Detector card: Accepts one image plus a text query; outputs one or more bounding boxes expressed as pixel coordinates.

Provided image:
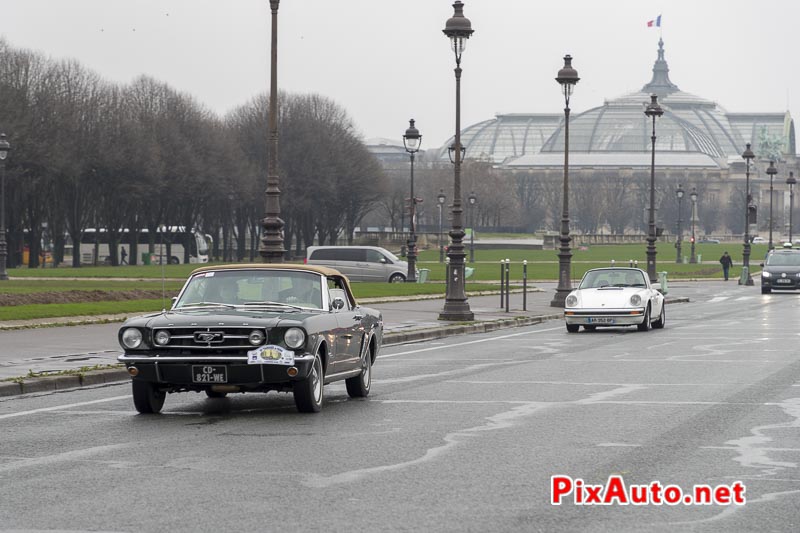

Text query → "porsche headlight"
[565,294,578,307]
[762,271,771,278]
[121,328,144,349]
[629,294,642,306]
[248,329,266,346]
[153,330,171,346]
[284,328,305,349]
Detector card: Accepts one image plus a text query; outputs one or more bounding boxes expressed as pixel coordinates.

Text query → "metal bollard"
[499,260,505,307]
[629,259,634,267]
[523,260,528,311]
[505,258,510,313]
[634,260,639,268]
[611,259,616,266]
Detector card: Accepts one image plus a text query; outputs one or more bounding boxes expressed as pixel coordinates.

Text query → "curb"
[0,368,130,398]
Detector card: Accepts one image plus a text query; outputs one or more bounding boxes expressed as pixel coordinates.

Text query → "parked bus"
[68,227,211,265]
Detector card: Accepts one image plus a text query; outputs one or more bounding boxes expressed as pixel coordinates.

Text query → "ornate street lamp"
[260,0,285,263]
[767,160,777,251]
[439,0,474,321]
[448,143,466,163]
[788,171,796,244]
[644,94,664,282]
[0,133,10,281]
[741,143,755,285]
[402,119,421,282]
[550,54,579,308]
[437,189,446,263]
[468,191,477,263]
[690,187,698,263]
[676,183,684,263]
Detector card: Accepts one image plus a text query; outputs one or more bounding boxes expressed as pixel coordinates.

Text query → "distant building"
[368,40,797,236]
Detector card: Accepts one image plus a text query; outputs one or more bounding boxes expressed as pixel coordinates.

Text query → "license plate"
[776,279,792,284]
[587,317,614,324]
[192,365,227,383]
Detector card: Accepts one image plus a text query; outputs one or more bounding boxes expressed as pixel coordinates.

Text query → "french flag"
[647,15,662,27]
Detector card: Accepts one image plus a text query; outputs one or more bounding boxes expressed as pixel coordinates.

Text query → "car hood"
[121,308,320,329]
[571,287,646,308]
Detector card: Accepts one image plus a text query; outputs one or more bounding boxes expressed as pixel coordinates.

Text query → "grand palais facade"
[370,39,797,238]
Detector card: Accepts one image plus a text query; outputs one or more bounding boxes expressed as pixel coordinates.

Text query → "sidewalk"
[0,284,689,397]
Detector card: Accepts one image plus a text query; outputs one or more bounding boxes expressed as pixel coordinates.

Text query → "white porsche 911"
[563,267,665,333]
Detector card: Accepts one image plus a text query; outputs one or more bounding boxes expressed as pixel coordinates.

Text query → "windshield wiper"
[242,301,304,311]
[179,302,238,309]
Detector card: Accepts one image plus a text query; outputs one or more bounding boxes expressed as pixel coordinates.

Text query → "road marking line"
[379,325,565,359]
[0,443,131,472]
[0,395,130,421]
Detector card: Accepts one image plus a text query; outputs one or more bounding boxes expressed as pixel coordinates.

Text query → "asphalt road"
[1,283,800,531]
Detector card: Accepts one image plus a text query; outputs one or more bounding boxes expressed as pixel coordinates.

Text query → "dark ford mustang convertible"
[117,264,383,414]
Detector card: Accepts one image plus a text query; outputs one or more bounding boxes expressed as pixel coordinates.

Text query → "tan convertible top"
[190,263,343,278]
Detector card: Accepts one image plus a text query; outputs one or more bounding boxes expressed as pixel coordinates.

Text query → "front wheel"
[761,287,771,294]
[169,256,180,265]
[346,345,372,398]
[583,325,597,331]
[205,390,228,399]
[637,306,652,331]
[132,380,166,414]
[389,273,405,283]
[293,353,324,413]
[652,304,666,329]
[566,323,580,333]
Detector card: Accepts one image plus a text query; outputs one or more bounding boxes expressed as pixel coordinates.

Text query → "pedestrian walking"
[719,251,733,281]
[120,246,128,265]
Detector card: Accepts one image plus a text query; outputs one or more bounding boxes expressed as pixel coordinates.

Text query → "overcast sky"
[1,0,797,148]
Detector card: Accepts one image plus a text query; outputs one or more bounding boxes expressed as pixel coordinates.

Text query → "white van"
[305,246,410,283]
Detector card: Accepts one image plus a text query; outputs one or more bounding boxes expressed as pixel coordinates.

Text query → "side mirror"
[170,296,178,308]
[332,297,345,310]
[760,263,765,267]
[380,257,388,264]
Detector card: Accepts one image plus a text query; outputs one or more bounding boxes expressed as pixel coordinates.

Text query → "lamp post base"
[550,288,570,308]
[438,301,474,321]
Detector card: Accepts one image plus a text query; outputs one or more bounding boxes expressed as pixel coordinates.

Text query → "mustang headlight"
[153,330,171,346]
[629,294,642,306]
[121,328,144,349]
[284,328,305,349]
[565,294,578,307]
[762,271,771,278]
[248,329,266,346]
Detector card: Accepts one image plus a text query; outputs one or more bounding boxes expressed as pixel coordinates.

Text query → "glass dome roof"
[435,39,795,168]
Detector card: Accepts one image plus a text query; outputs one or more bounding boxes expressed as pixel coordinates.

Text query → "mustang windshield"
[579,269,646,289]
[175,270,324,309]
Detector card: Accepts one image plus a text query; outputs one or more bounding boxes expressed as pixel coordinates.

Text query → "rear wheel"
[132,380,166,414]
[566,323,580,333]
[389,273,405,283]
[346,344,372,398]
[652,304,666,329]
[169,256,180,264]
[637,306,652,331]
[294,353,324,413]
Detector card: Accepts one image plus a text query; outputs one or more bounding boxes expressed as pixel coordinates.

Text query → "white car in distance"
[564,267,666,333]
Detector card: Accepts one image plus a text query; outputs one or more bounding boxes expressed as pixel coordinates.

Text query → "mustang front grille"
[153,326,268,350]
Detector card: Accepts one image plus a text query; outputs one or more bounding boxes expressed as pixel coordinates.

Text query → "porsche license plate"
[587,317,614,324]
[192,365,227,383]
